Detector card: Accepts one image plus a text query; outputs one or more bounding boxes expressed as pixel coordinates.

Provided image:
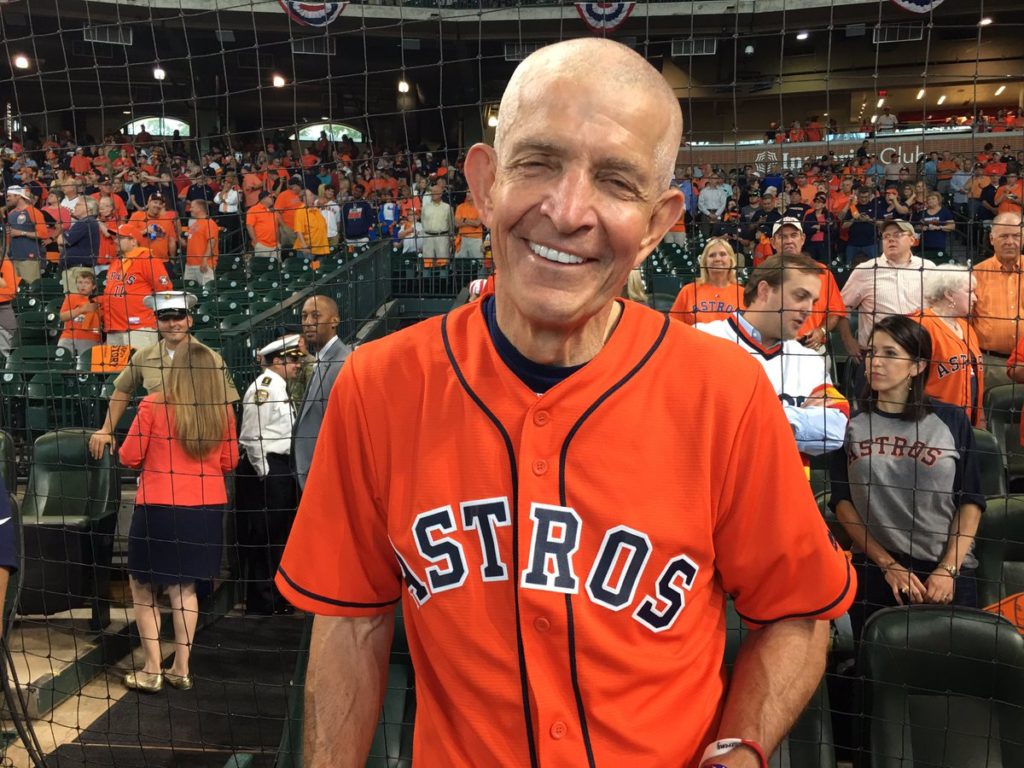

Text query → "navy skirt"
[128,504,226,586]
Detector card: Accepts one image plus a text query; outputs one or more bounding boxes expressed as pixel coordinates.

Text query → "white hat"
[143,291,198,313]
[258,334,304,359]
[772,216,804,236]
[5,185,32,201]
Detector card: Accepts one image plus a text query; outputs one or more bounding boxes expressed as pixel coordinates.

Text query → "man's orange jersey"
[0,258,17,304]
[275,189,303,230]
[917,308,984,426]
[100,247,172,332]
[276,298,854,767]
[128,211,176,261]
[669,281,743,326]
[798,263,846,339]
[186,218,220,267]
[455,201,483,238]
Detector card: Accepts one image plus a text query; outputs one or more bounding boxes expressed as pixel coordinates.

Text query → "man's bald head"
[495,38,681,190]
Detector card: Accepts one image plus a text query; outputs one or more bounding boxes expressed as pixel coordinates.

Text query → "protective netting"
[0,0,1022,766]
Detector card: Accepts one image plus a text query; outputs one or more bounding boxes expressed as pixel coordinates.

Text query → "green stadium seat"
[858,606,1024,768]
[192,329,227,348]
[975,496,1024,609]
[217,271,247,290]
[36,277,65,299]
[13,293,44,314]
[17,310,56,346]
[18,428,121,630]
[220,313,250,330]
[0,429,15,495]
[973,427,1006,498]
[214,295,245,316]
[25,372,78,441]
[250,273,284,292]
[281,257,310,275]
[247,257,279,275]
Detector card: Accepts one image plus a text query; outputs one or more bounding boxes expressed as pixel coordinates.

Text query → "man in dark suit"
[293,294,351,489]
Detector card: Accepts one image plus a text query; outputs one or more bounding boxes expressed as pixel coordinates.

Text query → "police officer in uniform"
[236,334,305,615]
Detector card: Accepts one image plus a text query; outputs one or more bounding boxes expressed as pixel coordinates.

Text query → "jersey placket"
[516,396,591,766]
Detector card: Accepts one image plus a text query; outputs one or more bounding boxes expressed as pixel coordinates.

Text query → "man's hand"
[799,326,827,351]
[883,562,927,605]
[88,431,115,460]
[924,568,955,604]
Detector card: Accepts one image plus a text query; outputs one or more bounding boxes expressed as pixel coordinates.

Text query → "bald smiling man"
[277,39,853,768]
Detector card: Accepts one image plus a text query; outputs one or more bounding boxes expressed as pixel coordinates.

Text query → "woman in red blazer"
[119,341,238,693]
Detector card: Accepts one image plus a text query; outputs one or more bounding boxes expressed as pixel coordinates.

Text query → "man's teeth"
[530,242,584,265]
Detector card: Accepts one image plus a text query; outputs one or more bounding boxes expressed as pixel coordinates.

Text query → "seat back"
[21,429,120,522]
[974,427,1007,497]
[0,429,15,495]
[975,495,1024,608]
[859,606,1024,768]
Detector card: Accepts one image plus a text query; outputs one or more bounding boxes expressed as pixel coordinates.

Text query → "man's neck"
[885,250,913,265]
[495,299,622,368]
[997,254,1021,271]
[740,310,781,348]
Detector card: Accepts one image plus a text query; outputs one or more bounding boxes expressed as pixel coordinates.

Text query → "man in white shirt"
[236,334,306,615]
[698,173,729,235]
[875,107,899,133]
[420,184,453,267]
[840,218,936,359]
[319,186,342,248]
[697,252,848,461]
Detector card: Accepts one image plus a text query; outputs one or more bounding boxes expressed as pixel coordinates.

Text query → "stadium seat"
[18,429,121,630]
[984,384,1021,433]
[975,495,1024,610]
[17,310,55,346]
[75,344,134,375]
[858,606,1024,768]
[220,313,250,330]
[36,277,65,299]
[247,257,278,275]
[24,372,87,441]
[214,295,245,316]
[217,271,247,290]
[0,429,15,494]
[973,428,1006,498]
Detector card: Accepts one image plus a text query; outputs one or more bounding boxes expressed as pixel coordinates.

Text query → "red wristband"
[700,737,769,768]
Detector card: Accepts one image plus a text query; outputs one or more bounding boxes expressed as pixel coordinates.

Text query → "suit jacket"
[293,336,352,489]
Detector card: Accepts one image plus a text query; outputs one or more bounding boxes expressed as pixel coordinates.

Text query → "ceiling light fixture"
[876,97,885,108]
[272,74,286,88]
[487,115,498,128]
[796,32,809,40]
[13,55,30,70]
[870,115,878,124]
[153,67,166,80]
[398,80,410,93]
[916,89,925,100]
[937,95,946,105]
[995,85,1006,96]
[979,17,993,26]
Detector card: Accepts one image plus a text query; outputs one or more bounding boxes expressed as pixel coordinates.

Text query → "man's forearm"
[305,612,394,768]
[712,619,829,766]
[101,390,131,433]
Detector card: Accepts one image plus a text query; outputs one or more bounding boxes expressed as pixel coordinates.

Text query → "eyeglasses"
[156,310,188,322]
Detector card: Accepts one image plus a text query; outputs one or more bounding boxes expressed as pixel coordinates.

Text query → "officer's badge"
[255,389,270,405]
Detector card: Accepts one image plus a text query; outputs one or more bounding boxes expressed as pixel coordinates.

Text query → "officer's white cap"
[143,291,198,312]
[258,334,303,359]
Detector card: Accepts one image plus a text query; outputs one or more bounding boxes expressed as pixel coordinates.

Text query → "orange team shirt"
[669,281,744,326]
[0,258,17,304]
[242,174,266,209]
[69,154,93,175]
[245,203,278,247]
[455,201,483,238]
[936,160,958,181]
[798,185,817,206]
[275,299,854,767]
[128,211,177,261]
[971,255,1024,355]
[99,247,172,332]
[399,194,422,221]
[119,396,237,507]
[275,189,303,230]
[59,294,102,342]
[186,218,220,266]
[798,264,847,339]
[997,181,1024,215]
[917,309,984,426]
[301,153,319,170]
[96,222,118,266]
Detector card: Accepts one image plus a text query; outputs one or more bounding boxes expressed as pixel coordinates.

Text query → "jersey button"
[533,616,550,632]
[549,721,568,740]
[532,459,548,476]
[533,410,550,426]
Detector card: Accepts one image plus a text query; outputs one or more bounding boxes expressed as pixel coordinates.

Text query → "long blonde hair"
[698,237,738,284]
[165,342,229,460]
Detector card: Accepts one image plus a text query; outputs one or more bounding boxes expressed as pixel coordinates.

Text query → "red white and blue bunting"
[890,0,946,13]
[575,3,636,34]
[277,1,347,27]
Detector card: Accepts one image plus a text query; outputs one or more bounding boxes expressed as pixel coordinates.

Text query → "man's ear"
[464,143,498,229]
[632,188,684,269]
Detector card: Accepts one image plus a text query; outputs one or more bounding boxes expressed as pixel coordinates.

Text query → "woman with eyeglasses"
[829,314,984,640]
[118,341,238,693]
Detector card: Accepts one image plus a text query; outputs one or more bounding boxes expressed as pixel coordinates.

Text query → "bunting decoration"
[277,1,347,27]
[575,3,636,34]
[890,0,946,13]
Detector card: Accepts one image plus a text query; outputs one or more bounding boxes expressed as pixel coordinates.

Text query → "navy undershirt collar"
[483,296,586,394]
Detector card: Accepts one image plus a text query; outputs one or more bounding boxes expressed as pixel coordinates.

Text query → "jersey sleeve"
[275,351,402,617]
[714,371,854,626]
[933,402,987,511]
[668,284,696,325]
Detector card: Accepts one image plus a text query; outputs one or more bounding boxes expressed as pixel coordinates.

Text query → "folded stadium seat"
[214,295,243,317]
[16,310,54,346]
[24,372,89,442]
[984,384,1019,429]
[281,256,310,274]
[975,495,1024,611]
[218,313,250,330]
[250,272,283,292]
[974,428,1007,498]
[284,271,315,289]
[247,257,279,275]
[36,277,65,299]
[220,287,256,304]
[0,429,15,494]
[191,308,216,329]
[985,386,1024,486]
[249,300,279,318]
[216,254,245,273]
[216,270,247,290]
[195,300,221,320]
[12,293,43,315]
[1007,408,1024,487]
[724,599,837,768]
[2,346,75,442]
[182,278,202,293]
[858,606,1024,768]
[18,428,121,630]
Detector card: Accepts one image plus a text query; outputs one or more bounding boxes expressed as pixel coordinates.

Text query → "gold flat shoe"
[163,672,193,690]
[123,671,163,693]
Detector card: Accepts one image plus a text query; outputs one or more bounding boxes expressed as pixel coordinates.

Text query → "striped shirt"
[841,254,937,345]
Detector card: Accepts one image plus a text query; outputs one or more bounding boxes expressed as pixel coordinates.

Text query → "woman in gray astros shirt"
[829,314,985,639]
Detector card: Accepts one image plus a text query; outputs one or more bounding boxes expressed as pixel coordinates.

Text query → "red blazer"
[119,395,238,507]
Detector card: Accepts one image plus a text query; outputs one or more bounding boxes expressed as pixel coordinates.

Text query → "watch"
[939,563,958,578]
